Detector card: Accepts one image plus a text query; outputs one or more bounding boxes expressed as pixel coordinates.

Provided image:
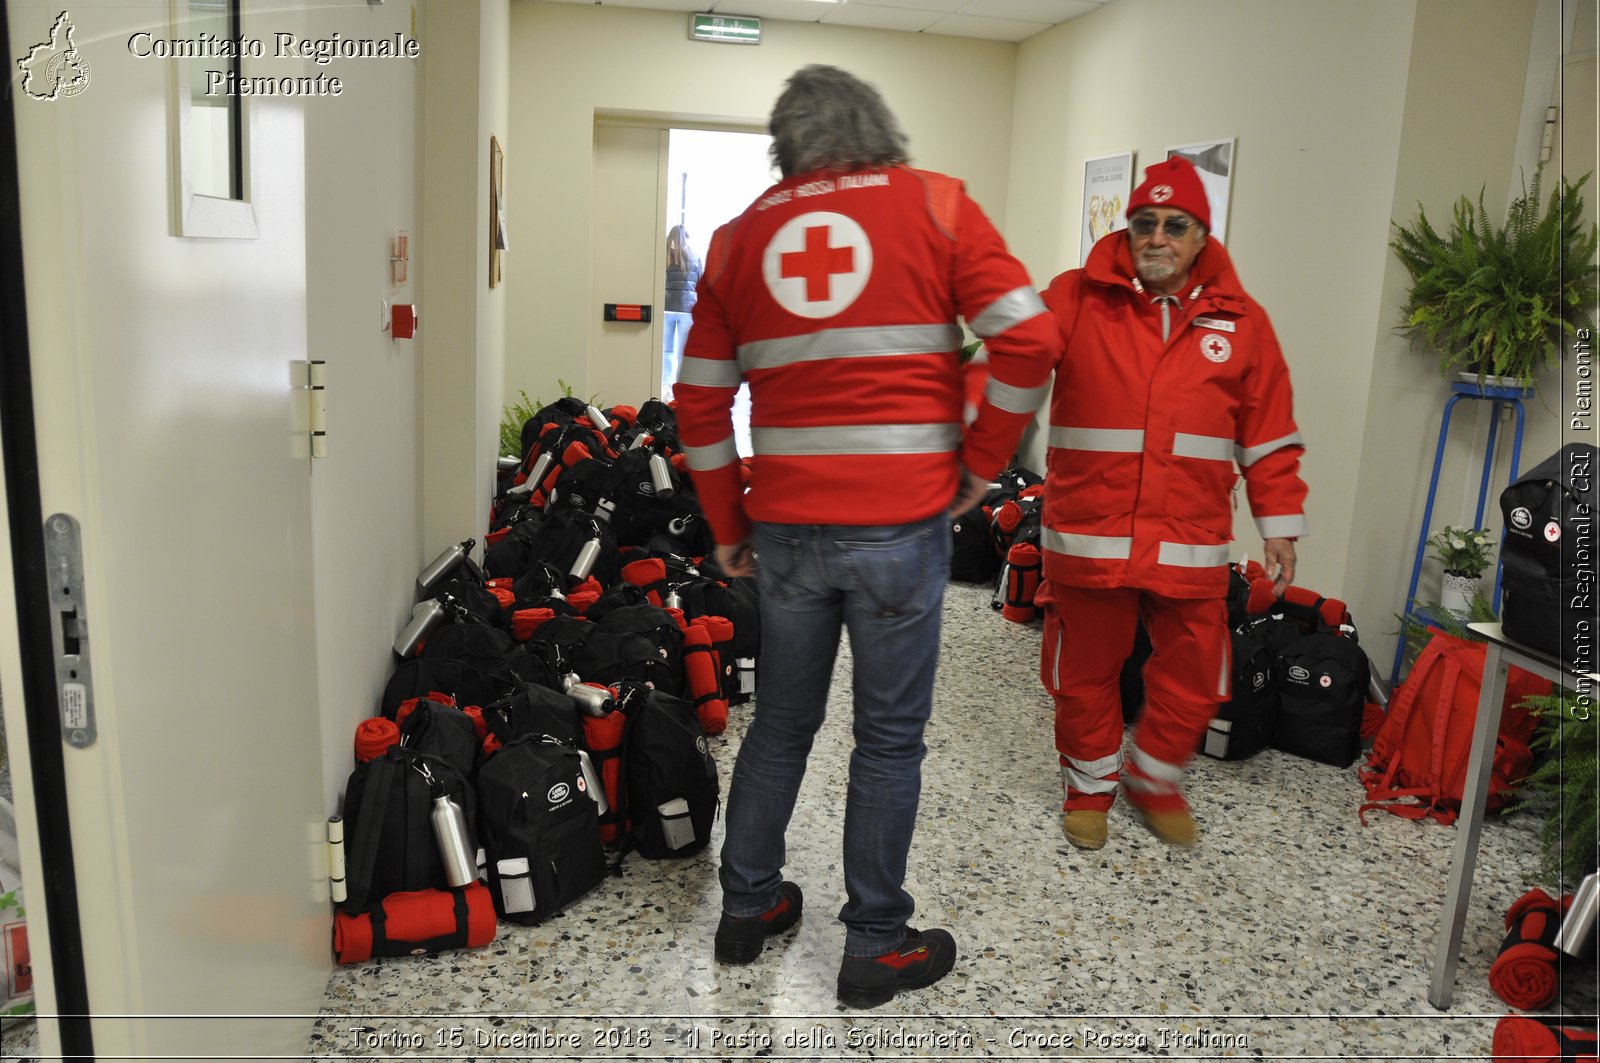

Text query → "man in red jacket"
[675,65,1058,1008]
[1039,157,1308,849]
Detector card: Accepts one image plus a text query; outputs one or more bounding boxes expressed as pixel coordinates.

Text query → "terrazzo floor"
[4,584,1593,1062]
[300,583,1596,1061]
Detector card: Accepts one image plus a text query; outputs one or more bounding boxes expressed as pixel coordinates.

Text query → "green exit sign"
[689,12,761,44]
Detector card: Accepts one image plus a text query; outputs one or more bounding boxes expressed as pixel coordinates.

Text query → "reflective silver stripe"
[737,324,962,373]
[676,356,742,389]
[1130,744,1185,784]
[1043,529,1132,560]
[1236,431,1306,468]
[681,435,739,471]
[1256,513,1309,540]
[969,285,1048,338]
[1172,432,1235,462]
[1067,751,1123,778]
[1047,426,1145,452]
[1050,627,1062,691]
[751,422,960,457]
[1157,541,1233,569]
[1217,633,1231,700]
[984,377,1050,416]
[1061,764,1121,795]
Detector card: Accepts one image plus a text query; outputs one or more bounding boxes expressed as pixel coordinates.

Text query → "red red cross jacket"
[674,165,1059,546]
[1038,232,1308,598]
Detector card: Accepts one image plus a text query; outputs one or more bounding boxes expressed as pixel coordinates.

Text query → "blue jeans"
[662,311,693,386]
[718,514,951,957]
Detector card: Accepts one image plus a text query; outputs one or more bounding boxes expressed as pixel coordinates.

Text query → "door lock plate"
[44,513,95,748]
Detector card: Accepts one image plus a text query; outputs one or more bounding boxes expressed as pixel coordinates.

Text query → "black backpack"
[1269,626,1369,768]
[1201,625,1276,760]
[573,604,684,697]
[341,747,477,914]
[1500,443,1599,662]
[482,683,580,747]
[949,505,999,583]
[615,684,719,860]
[475,735,607,924]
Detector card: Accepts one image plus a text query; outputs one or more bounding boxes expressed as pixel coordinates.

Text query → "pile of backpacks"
[949,462,1045,621]
[330,396,757,965]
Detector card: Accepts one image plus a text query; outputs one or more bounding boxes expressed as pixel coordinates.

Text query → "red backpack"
[1359,632,1549,825]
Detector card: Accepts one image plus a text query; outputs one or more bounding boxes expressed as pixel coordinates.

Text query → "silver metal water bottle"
[416,538,473,598]
[570,528,602,582]
[394,598,447,658]
[664,586,684,611]
[1555,870,1599,958]
[648,452,675,499]
[629,431,653,451]
[585,404,611,433]
[507,451,555,499]
[430,789,477,888]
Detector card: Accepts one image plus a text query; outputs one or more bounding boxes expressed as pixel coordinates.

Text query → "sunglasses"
[1129,215,1197,239]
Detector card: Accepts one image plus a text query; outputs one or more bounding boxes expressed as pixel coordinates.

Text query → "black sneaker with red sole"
[713,881,803,964]
[836,926,957,1008]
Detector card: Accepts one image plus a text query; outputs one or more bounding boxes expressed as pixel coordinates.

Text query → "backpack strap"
[343,752,398,913]
[1358,650,1463,825]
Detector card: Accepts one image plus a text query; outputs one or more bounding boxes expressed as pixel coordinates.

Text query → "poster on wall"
[1166,138,1235,244]
[1080,151,1134,266]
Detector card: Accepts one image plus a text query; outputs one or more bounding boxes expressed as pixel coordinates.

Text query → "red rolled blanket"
[1489,887,1564,1010]
[353,717,399,763]
[1492,1014,1598,1063]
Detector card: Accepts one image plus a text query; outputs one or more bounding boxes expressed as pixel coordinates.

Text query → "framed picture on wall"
[1080,151,1134,266]
[1166,138,1235,244]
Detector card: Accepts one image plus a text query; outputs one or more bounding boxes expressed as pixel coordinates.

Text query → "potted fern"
[1390,169,1598,389]
[1513,689,1598,888]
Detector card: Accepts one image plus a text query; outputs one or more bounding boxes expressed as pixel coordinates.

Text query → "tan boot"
[1131,803,1197,846]
[1061,809,1108,850]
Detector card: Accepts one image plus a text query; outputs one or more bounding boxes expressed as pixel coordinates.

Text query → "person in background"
[1038,156,1308,850]
[674,64,1059,1008]
[662,224,701,394]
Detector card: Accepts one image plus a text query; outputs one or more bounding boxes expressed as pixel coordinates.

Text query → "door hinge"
[44,513,95,748]
[292,359,328,459]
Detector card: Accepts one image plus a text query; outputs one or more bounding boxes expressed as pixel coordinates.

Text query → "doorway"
[661,128,772,456]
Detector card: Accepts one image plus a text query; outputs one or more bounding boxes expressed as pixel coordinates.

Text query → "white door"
[3,2,330,1058]
[590,122,667,407]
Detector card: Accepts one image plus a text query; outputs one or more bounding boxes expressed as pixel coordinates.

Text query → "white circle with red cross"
[1545,520,1562,543]
[763,212,873,319]
[1199,333,1232,363]
[1150,184,1174,203]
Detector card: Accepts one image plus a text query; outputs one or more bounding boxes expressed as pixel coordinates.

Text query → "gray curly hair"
[768,65,910,178]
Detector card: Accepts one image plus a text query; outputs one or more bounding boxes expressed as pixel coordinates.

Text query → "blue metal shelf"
[1389,380,1529,690]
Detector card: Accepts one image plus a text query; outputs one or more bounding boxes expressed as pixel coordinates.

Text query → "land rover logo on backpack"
[1253,673,1267,690]
[547,782,570,804]
[696,736,708,754]
[1289,665,1310,682]
[1510,506,1533,530]
[639,480,656,496]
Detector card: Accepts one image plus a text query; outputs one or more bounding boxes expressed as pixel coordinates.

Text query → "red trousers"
[1039,581,1228,812]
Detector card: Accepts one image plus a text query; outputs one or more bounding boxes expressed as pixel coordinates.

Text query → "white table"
[1428,621,1599,1008]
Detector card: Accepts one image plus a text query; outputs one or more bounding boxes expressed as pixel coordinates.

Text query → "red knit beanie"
[1126,157,1210,231]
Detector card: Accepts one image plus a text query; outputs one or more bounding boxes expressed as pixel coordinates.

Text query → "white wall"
[1350,0,1553,683]
[304,0,427,817]
[506,1,1019,405]
[420,0,510,575]
[1010,0,1567,676]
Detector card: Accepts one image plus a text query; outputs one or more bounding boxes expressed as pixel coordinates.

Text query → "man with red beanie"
[675,65,1058,1007]
[1038,156,1308,848]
